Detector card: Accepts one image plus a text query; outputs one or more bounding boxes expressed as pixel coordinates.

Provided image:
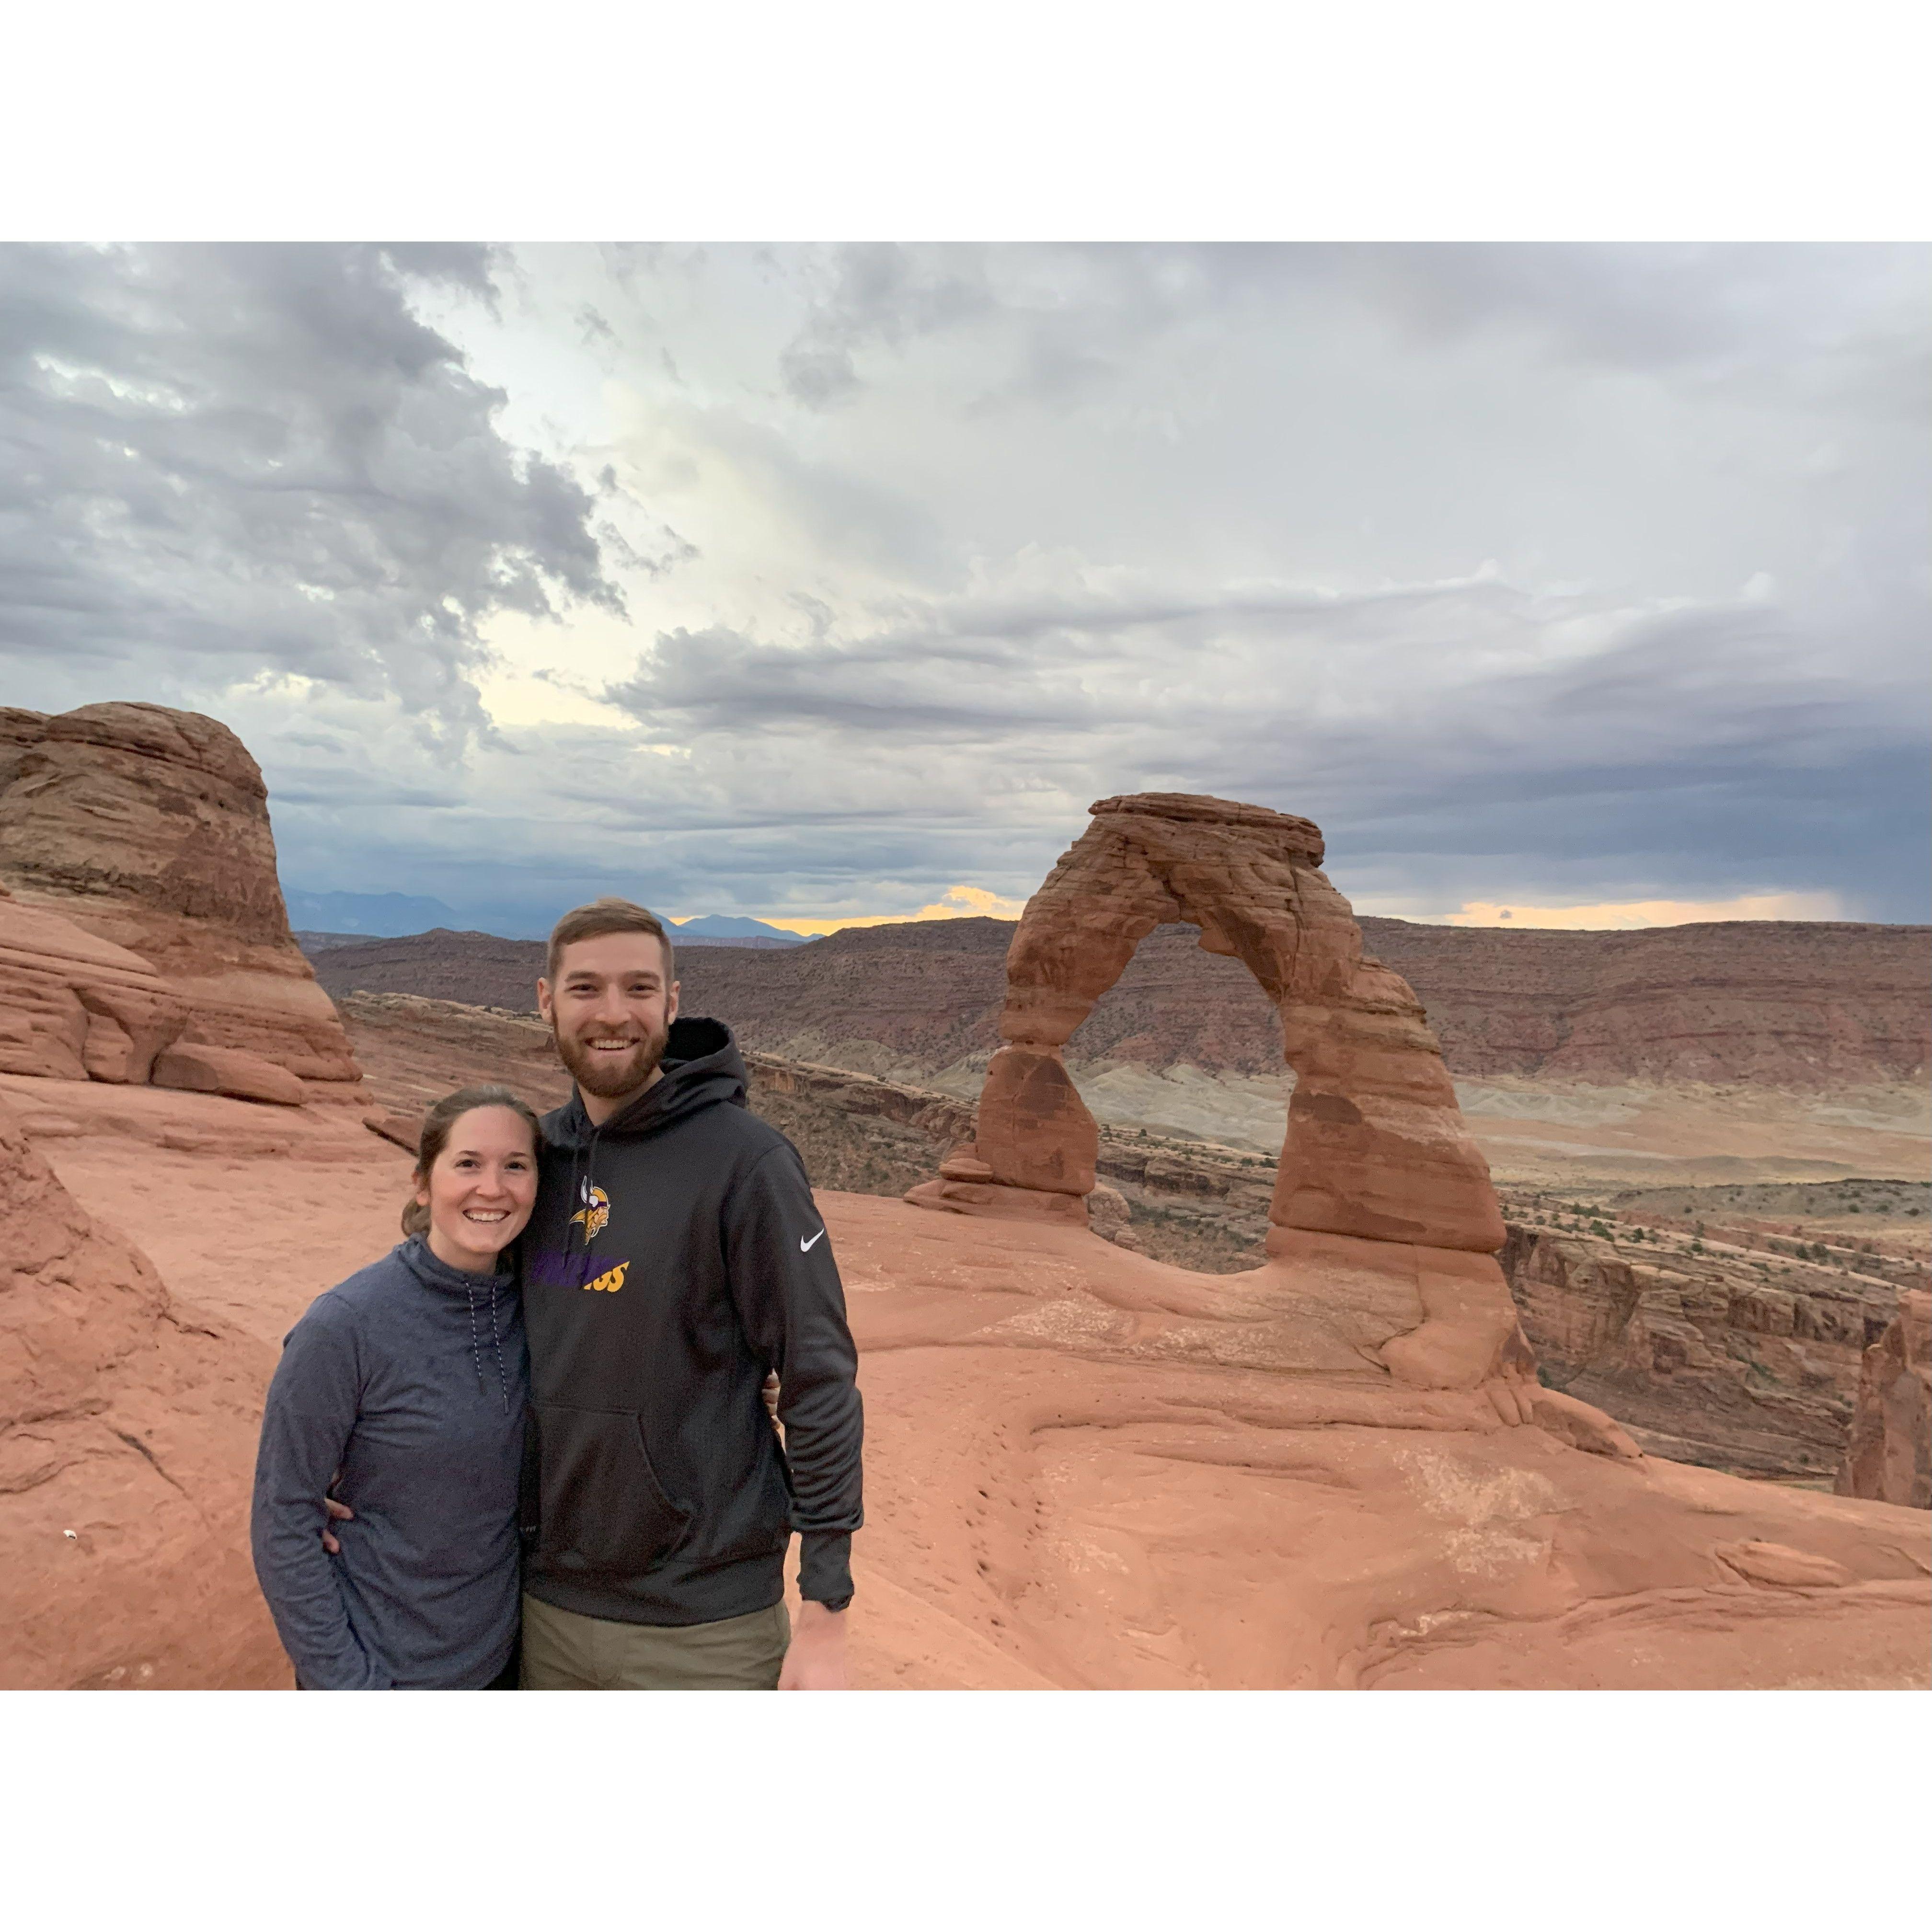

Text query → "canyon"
[307,909,1931,1190]
[305,908,1931,1094]
[4,712,1926,1690]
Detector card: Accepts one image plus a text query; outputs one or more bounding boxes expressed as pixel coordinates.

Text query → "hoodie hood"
[547,1015,749,1150]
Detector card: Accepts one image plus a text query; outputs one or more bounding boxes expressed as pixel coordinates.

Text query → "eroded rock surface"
[9,1019,1927,1690]
[1837,1290,1931,1509]
[0,703,359,1088]
[830,1195,1927,1689]
[906,793,1537,1410]
[910,792,1504,1255]
[1499,1221,1895,1483]
[0,893,187,1083]
[0,1096,286,1689]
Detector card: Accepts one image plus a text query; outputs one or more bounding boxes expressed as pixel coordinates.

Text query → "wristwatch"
[818,1594,852,1613]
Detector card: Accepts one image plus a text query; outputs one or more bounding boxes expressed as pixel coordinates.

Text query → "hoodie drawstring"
[566,1123,602,1288]
[583,1128,600,1286]
[488,1275,509,1413]
[465,1277,512,1414]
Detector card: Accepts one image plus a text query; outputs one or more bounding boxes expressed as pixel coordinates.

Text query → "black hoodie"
[520,1016,862,1626]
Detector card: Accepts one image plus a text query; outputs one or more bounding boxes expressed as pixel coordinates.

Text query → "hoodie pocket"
[532,1404,691,1577]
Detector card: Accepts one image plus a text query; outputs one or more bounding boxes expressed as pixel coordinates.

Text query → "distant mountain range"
[279,890,808,946]
[671,915,808,946]
[282,889,459,934]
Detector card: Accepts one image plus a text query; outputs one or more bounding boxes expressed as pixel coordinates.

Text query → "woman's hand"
[762,1371,782,1434]
[321,1495,354,1554]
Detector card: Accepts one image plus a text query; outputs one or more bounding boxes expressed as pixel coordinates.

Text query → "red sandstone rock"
[1086,1184,1144,1253]
[154,1042,306,1107]
[363,1110,426,1153]
[0,703,360,1085]
[904,1174,1091,1226]
[0,893,188,1083]
[915,792,1504,1254]
[1837,1289,1931,1509]
[825,1193,1927,1689]
[0,1097,286,1688]
[1500,1222,1896,1483]
[973,1045,1098,1196]
[904,793,1527,1424]
[9,1000,1926,1690]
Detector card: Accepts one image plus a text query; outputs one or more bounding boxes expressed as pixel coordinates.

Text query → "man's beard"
[554,1021,670,1100]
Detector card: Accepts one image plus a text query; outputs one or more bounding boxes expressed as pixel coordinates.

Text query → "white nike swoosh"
[800,1229,825,1253]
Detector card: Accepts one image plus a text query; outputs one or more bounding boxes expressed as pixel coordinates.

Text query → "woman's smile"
[416,1105,540,1272]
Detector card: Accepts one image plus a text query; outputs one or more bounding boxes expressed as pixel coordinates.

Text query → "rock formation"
[0,1096,286,1687]
[909,793,1504,1253]
[0,703,361,1097]
[897,793,1593,1445]
[0,892,189,1083]
[1836,1289,1931,1509]
[1499,1221,1896,1482]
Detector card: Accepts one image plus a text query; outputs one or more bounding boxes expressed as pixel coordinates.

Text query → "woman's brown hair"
[401,1085,542,1237]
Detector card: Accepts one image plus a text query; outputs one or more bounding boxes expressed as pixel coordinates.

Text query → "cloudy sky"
[2,241,1926,934]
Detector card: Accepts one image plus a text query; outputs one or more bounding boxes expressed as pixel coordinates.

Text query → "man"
[320,895,863,1687]
[507,896,863,1689]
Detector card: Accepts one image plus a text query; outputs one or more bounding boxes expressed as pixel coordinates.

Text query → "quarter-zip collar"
[394,1233,514,1412]
[396,1231,509,1297]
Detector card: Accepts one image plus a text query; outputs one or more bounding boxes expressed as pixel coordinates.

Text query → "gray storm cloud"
[593,574,1926,920]
[1,241,1925,932]
[0,242,618,735]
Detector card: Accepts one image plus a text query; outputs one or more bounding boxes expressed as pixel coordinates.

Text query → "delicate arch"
[908,793,1504,1254]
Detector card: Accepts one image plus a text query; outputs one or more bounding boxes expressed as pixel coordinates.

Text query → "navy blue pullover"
[250,1236,528,1689]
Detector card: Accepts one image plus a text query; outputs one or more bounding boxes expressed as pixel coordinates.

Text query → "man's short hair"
[545,898,675,984]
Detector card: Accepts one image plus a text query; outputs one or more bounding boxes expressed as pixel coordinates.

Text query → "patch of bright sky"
[1441,892,1844,929]
[760,884,1030,935]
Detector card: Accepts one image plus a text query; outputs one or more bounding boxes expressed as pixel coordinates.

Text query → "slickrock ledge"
[0,1097,286,1688]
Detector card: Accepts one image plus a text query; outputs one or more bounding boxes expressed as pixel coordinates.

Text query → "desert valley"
[3,701,1927,1690]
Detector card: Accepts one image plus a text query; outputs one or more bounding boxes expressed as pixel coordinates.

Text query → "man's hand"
[321,1495,354,1555]
[778,1599,848,1690]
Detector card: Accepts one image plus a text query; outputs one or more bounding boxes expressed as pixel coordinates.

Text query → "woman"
[250,1085,539,1690]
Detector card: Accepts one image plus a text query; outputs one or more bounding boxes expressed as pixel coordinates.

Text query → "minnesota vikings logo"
[569,1183,610,1242]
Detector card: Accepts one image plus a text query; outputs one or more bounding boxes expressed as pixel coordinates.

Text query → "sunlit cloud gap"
[1440,893,1846,930]
[755,886,1030,936]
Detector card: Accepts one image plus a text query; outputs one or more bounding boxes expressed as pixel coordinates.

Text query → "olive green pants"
[519,1593,790,1690]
